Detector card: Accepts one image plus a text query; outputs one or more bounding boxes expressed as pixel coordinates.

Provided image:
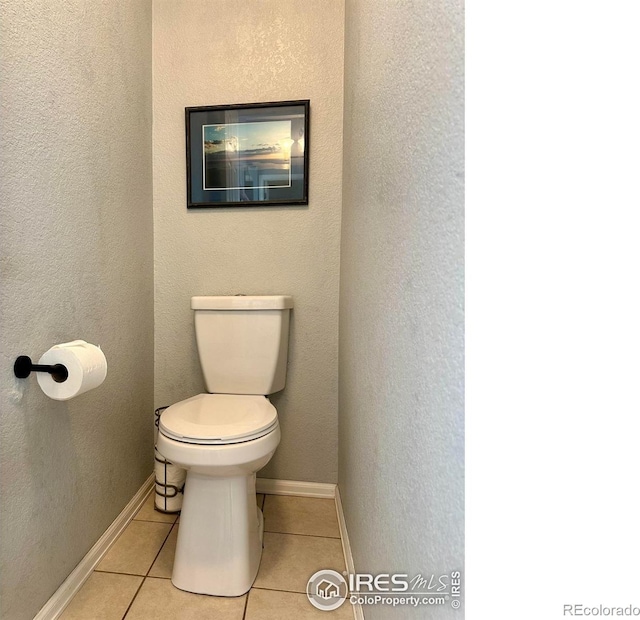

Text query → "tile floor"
[60,493,353,619]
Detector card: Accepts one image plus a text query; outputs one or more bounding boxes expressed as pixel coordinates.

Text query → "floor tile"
[253,532,346,593]
[96,520,172,576]
[263,496,340,538]
[149,524,178,578]
[134,493,178,524]
[59,572,142,620]
[124,577,246,620]
[257,493,265,508]
[246,588,353,619]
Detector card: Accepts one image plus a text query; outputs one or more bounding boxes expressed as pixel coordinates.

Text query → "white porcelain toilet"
[156,295,292,597]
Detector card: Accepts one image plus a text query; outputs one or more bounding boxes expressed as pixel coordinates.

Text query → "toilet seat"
[159,393,278,445]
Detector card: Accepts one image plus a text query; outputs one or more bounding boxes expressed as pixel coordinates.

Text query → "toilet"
[156,295,292,597]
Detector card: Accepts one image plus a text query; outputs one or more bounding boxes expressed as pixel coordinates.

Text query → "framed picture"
[185,100,310,208]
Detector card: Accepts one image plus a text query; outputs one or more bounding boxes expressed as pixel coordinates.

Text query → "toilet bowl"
[156,295,292,597]
[157,395,281,596]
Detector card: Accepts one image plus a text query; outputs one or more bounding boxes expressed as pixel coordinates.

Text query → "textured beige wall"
[153,0,344,482]
[0,2,154,619]
[339,0,464,617]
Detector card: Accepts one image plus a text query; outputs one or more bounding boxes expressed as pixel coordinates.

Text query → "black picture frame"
[185,100,310,208]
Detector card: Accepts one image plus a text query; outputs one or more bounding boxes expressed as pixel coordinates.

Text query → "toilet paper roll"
[36,340,107,401]
[154,447,186,513]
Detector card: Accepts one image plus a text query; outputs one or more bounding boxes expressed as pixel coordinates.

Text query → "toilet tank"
[191,295,293,395]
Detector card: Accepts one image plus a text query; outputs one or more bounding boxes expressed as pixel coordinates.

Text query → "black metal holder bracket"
[14,356,69,383]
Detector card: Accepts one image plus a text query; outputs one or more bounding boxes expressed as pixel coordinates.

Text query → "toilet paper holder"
[14,356,69,383]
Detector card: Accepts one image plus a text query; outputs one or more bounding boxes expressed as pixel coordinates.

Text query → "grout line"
[145,522,176,577]
[144,574,171,579]
[94,569,147,577]
[242,588,250,620]
[252,585,308,595]
[91,570,170,580]
[263,530,342,540]
[121,576,146,620]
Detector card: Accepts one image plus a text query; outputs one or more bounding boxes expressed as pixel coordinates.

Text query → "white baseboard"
[34,473,155,620]
[256,477,336,498]
[335,486,365,620]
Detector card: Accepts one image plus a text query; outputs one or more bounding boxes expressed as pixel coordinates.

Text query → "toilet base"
[171,472,264,596]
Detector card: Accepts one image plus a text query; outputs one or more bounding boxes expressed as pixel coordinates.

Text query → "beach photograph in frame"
[186,100,309,208]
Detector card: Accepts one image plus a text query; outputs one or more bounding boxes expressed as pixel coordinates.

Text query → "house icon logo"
[307,569,348,611]
[317,579,340,599]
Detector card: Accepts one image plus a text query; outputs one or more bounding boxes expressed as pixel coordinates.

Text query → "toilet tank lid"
[191,295,293,310]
